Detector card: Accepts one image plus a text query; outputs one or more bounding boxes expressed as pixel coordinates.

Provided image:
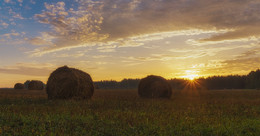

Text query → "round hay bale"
[14,83,24,89]
[28,80,44,90]
[24,80,30,89]
[138,75,172,98]
[46,66,94,100]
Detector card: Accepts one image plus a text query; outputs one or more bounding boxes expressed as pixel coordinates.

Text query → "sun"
[181,70,199,80]
[186,74,199,80]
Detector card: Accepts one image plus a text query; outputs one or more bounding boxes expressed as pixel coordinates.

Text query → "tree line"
[95,69,260,90]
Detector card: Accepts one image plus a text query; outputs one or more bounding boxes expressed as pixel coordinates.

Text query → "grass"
[0,89,259,136]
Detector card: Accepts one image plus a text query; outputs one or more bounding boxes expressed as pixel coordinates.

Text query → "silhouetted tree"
[93,69,260,90]
[246,69,260,89]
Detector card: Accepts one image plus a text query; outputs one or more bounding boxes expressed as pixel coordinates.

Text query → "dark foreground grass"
[0,89,259,136]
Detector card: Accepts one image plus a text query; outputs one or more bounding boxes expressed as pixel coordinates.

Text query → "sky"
[0,0,260,87]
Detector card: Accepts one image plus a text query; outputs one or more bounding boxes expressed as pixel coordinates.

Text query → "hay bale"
[46,66,94,99]
[28,80,44,90]
[14,83,24,89]
[138,75,172,98]
[24,80,30,89]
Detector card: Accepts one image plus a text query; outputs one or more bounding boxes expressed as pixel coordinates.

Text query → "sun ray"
[179,70,207,97]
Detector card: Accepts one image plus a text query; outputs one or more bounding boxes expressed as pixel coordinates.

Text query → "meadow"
[0,89,259,136]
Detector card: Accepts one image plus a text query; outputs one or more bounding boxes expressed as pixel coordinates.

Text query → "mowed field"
[0,89,259,136]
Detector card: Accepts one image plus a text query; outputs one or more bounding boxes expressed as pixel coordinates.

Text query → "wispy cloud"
[27,37,52,46]
[203,57,260,76]
[53,52,85,58]
[0,62,55,76]
[195,47,260,76]
[121,54,176,63]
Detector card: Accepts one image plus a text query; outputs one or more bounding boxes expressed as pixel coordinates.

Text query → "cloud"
[52,52,85,58]
[28,37,52,46]
[0,30,27,44]
[0,19,9,27]
[32,1,108,55]
[0,32,20,39]
[0,62,55,76]
[235,48,260,59]
[200,27,260,42]
[186,37,259,46]
[30,0,35,4]
[99,0,260,40]
[8,8,24,19]
[121,53,177,63]
[92,55,110,59]
[32,0,260,55]
[206,57,260,76]
[0,20,9,29]
[4,0,11,3]
[174,41,260,60]
[26,32,54,46]
[198,47,260,76]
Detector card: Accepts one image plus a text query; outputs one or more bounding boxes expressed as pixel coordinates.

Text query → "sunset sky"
[1,0,260,87]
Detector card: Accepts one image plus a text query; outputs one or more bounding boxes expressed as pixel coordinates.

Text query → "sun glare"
[181,70,199,80]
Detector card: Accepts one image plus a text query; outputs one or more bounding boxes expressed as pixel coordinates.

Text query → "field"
[0,89,259,136]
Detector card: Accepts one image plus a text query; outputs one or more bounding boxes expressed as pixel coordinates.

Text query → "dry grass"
[0,88,259,135]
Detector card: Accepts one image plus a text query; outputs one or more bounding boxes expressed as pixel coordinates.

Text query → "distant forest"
[94,69,260,90]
